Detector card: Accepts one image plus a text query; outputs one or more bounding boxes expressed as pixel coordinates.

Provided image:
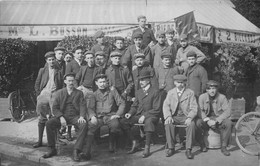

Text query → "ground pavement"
[0,117,258,166]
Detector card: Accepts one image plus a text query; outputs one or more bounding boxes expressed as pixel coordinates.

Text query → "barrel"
[204,129,221,149]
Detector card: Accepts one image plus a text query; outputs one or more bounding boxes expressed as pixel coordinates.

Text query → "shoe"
[185,149,193,159]
[73,149,80,162]
[127,140,139,154]
[165,149,175,157]
[79,153,91,161]
[142,145,150,158]
[33,142,42,148]
[200,145,208,152]
[42,148,57,158]
[221,147,230,156]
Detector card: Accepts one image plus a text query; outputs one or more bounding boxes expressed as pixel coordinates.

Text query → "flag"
[174,11,200,42]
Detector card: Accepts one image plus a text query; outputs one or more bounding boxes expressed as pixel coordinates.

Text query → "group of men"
[33,15,232,162]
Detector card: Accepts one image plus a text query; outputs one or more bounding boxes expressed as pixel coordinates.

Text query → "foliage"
[0,38,37,97]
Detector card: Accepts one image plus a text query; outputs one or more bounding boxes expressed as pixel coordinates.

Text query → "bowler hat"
[138,70,152,79]
[186,51,197,58]
[110,51,122,58]
[44,51,55,59]
[132,32,143,39]
[206,80,219,88]
[54,46,65,52]
[134,53,145,60]
[95,73,107,81]
[94,31,105,39]
[179,34,188,40]
[173,75,187,82]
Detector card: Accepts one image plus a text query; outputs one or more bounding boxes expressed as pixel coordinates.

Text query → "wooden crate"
[0,98,12,121]
[229,98,246,120]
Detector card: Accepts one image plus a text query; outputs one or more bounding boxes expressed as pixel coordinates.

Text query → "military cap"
[110,51,122,58]
[161,52,172,59]
[94,30,105,39]
[137,15,146,21]
[63,72,76,80]
[186,51,197,58]
[173,74,187,82]
[95,51,105,57]
[206,80,219,88]
[166,28,175,34]
[138,70,152,79]
[115,36,124,42]
[84,50,94,56]
[95,73,107,81]
[156,30,166,37]
[132,32,143,39]
[54,46,66,52]
[72,45,84,53]
[134,53,145,60]
[179,34,188,40]
[44,51,55,59]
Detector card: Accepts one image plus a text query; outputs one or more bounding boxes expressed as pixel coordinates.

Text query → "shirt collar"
[74,58,81,65]
[176,88,185,95]
[143,84,151,92]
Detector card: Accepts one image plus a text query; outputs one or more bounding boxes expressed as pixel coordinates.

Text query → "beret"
[179,34,188,40]
[44,51,55,59]
[63,72,76,80]
[95,73,107,81]
[134,53,145,60]
[72,45,84,53]
[206,80,219,87]
[84,50,94,56]
[138,70,152,79]
[132,32,143,39]
[186,51,197,58]
[166,28,175,34]
[54,46,65,52]
[156,30,166,37]
[110,51,122,58]
[94,31,105,39]
[161,52,172,59]
[115,36,124,41]
[173,74,187,82]
[95,51,105,57]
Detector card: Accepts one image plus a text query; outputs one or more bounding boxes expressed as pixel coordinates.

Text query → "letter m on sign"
[174,11,200,42]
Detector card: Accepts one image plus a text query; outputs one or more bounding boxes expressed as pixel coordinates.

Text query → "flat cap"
[173,74,187,82]
[206,80,219,88]
[166,28,175,34]
[156,30,166,37]
[95,51,105,57]
[64,51,73,57]
[186,51,197,58]
[110,51,122,58]
[179,34,188,40]
[134,53,145,60]
[94,31,105,39]
[95,73,107,81]
[132,32,143,39]
[44,51,55,59]
[115,36,124,41]
[161,52,172,59]
[63,72,76,80]
[72,45,84,53]
[84,50,94,56]
[54,46,66,52]
[138,70,152,79]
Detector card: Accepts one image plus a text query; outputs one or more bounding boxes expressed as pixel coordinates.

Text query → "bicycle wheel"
[235,112,260,156]
[8,91,25,122]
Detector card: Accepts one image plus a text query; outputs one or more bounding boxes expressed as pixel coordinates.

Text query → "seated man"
[120,70,161,158]
[81,74,125,158]
[198,80,232,156]
[163,75,206,159]
[43,73,89,162]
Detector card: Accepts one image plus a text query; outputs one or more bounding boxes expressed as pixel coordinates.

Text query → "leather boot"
[221,146,230,156]
[127,140,139,154]
[80,135,94,161]
[67,125,73,141]
[73,149,80,162]
[185,149,193,159]
[109,133,116,153]
[142,145,150,158]
[33,122,45,148]
[42,147,57,158]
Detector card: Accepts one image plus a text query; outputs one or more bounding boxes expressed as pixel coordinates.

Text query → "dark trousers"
[46,116,88,151]
[197,118,232,147]
[165,117,203,150]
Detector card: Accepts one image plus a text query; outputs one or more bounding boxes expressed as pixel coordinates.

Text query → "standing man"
[198,80,232,156]
[43,73,89,162]
[65,46,87,75]
[165,28,178,62]
[163,75,206,159]
[186,51,208,98]
[54,46,66,75]
[120,70,161,158]
[175,34,206,73]
[33,51,63,148]
[132,15,157,47]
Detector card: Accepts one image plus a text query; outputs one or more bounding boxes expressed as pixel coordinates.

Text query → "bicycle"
[8,73,37,123]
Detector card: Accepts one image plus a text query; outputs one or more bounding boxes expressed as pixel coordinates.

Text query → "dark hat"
[156,30,166,37]
[44,51,55,59]
[166,28,175,34]
[132,32,143,39]
[72,45,84,53]
[186,51,197,58]
[138,70,152,79]
[115,36,124,42]
[54,46,65,52]
[95,51,105,57]
[94,31,105,39]
[64,51,73,57]
[95,73,107,81]
[134,53,145,60]
[206,80,219,88]
[173,75,187,82]
[110,51,122,58]
[161,52,172,59]
[137,15,146,21]
[179,34,188,40]
[84,50,94,56]
[63,72,76,80]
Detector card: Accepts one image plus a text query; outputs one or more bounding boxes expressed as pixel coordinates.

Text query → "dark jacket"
[132,27,157,47]
[34,65,63,96]
[65,59,87,75]
[128,85,161,118]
